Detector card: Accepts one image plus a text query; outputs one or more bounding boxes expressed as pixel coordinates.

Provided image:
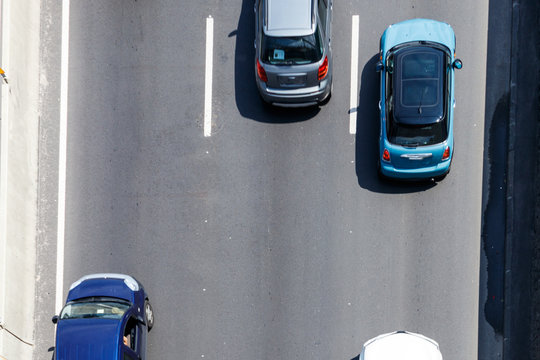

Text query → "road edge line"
[55,0,70,314]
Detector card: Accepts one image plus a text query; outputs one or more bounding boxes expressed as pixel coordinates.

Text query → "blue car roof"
[67,277,136,303]
[55,319,121,360]
[393,46,445,125]
[381,19,456,56]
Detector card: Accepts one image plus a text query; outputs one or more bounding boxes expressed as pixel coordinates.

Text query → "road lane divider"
[349,15,359,134]
[204,16,214,137]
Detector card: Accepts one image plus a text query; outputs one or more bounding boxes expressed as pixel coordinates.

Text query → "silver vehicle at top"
[254,0,333,107]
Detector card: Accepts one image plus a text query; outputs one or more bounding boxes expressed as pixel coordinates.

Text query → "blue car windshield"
[60,298,130,320]
[261,29,323,65]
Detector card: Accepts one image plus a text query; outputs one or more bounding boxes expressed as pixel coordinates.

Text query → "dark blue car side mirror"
[52,315,59,324]
[376,61,384,72]
[453,59,463,69]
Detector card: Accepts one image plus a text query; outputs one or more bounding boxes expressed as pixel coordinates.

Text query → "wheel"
[144,300,154,331]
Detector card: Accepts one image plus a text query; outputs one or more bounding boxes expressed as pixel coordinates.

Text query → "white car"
[360,331,443,360]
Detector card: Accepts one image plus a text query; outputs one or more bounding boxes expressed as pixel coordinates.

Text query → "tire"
[144,300,154,331]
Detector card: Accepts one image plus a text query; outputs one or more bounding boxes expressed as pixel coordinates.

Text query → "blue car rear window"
[388,120,447,147]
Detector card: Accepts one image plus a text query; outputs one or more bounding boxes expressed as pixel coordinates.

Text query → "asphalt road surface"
[38,1,489,359]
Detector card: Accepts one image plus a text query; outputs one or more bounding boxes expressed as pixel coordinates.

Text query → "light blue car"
[376,19,462,181]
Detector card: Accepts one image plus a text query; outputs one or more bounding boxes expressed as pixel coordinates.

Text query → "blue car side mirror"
[52,315,59,324]
[376,61,384,72]
[453,59,463,69]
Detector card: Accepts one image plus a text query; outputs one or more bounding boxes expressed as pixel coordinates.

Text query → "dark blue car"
[52,274,154,360]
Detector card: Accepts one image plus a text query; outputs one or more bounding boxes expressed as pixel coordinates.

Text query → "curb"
[503,0,520,357]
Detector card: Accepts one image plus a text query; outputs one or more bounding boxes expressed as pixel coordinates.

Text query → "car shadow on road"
[355,54,436,194]
[232,0,320,124]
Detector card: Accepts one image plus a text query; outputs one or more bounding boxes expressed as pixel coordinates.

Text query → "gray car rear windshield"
[261,29,323,65]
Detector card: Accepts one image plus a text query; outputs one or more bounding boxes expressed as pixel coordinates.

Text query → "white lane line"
[349,15,359,135]
[0,0,11,325]
[204,16,214,137]
[56,0,70,314]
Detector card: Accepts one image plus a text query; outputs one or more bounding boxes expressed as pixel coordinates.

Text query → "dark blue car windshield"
[60,298,130,320]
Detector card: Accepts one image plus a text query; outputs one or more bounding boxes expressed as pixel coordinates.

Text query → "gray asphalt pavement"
[34,1,488,359]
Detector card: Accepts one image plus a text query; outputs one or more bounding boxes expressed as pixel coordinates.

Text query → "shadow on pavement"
[355,54,436,194]
[232,0,320,124]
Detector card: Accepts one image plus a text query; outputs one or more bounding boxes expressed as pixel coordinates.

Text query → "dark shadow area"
[350,355,360,360]
[479,0,540,358]
[477,0,512,357]
[500,0,540,358]
[233,0,320,123]
[355,54,436,194]
[482,94,509,336]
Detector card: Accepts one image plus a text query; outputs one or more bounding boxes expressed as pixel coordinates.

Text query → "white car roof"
[361,331,443,360]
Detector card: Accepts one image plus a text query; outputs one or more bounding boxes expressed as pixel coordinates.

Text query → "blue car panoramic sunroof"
[394,46,445,124]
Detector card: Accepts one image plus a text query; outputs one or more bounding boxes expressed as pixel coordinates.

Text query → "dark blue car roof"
[67,277,137,303]
[393,46,445,125]
[55,318,121,360]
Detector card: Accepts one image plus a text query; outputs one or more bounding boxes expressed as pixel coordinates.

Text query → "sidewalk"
[0,0,41,359]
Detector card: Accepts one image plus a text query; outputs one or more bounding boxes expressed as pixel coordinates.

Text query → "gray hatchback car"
[254,0,333,107]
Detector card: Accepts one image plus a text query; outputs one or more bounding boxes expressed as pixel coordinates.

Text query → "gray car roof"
[265,0,315,37]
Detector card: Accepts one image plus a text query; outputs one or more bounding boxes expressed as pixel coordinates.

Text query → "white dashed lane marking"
[204,16,214,137]
[349,15,360,135]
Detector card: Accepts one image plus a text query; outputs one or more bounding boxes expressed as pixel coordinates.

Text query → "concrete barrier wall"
[0,0,41,358]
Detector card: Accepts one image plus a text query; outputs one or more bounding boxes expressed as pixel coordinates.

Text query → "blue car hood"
[67,278,135,303]
[55,319,121,360]
[381,19,456,55]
